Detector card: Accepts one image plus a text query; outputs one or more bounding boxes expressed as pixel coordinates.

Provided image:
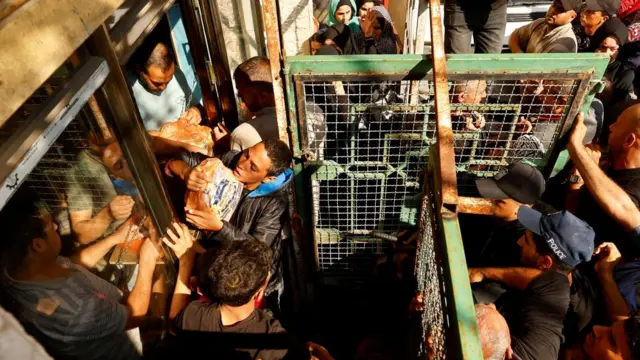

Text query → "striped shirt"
[2,257,139,360]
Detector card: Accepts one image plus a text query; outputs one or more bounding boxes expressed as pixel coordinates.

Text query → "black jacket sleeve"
[213,196,287,248]
[176,151,210,168]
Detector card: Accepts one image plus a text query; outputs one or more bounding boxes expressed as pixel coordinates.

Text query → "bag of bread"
[184,158,244,221]
[159,117,214,152]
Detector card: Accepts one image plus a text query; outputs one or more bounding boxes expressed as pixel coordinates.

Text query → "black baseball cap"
[518,206,595,267]
[585,0,621,17]
[475,163,545,205]
[560,0,585,13]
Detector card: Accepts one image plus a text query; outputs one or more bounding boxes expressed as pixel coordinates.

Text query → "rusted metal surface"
[261,0,289,144]
[429,0,457,208]
[179,0,221,125]
[68,52,114,141]
[457,197,496,216]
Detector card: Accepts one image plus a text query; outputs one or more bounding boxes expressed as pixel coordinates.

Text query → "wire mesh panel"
[302,76,582,278]
[287,54,608,357]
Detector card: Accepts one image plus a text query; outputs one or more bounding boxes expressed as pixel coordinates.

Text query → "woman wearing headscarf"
[588,18,633,111]
[355,5,403,54]
[327,0,360,31]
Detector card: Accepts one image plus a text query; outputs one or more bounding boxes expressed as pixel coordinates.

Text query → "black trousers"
[444,0,508,54]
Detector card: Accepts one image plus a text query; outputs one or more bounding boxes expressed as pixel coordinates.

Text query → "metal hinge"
[205,60,217,89]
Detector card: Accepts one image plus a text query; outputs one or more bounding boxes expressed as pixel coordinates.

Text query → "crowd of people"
[5,0,640,359]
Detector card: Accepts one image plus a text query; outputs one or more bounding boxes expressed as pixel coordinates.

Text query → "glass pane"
[0,101,170,352]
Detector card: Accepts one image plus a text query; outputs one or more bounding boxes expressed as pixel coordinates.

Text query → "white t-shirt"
[129,67,199,131]
[513,19,577,53]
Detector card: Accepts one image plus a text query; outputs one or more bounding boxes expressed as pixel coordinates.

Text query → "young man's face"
[138,63,175,95]
[583,320,633,359]
[233,142,274,186]
[546,2,576,26]
[101,143,134,181]
[335,5,353,24]
[581,9,609,36]
[517,231,541,267]
[38,213,62,258]
[596,36,621,62]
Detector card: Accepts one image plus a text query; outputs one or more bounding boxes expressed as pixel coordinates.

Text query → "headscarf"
[328,0,360,32]
[588,17,629,52]
[368,6,401,54]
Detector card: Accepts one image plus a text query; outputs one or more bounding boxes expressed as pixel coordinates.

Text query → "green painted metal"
[284,53,609,358]
[441,215,483,358]
[288,53,609,76]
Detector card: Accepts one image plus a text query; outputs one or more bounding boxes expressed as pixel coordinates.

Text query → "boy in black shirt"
[170,239,288,360]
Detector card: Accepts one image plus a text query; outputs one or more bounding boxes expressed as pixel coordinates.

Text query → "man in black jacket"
[166,138,293,309]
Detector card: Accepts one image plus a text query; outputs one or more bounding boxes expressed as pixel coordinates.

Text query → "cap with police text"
[475,163,545,205]
[585,0,621,17]
[518,206,595,267]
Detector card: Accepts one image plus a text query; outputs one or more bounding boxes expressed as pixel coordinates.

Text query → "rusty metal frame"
[192,0,239,129]
[179,0,222,124]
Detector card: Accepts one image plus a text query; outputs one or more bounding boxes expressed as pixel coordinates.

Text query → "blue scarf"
[247,169,293,198]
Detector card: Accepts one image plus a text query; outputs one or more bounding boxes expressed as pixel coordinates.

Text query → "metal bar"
[261,0,289,144]
[0,57,109,210]
[198,0,239,129]
[457,197,496,215]
[429,0,457,207]
[86,24,176,264]
[110,0,176,65]
[286,53,609,76]
[439,209,483,358]
[179,0,222,124]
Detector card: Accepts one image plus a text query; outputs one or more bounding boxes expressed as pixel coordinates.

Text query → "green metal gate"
[284,53,608,358]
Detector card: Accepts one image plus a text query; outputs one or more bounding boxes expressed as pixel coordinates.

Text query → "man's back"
[175,300,288,360]
[2,257,139,360]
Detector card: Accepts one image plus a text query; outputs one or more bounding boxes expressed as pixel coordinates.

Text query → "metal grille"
[303,77,578,273]
[0,66,73,144]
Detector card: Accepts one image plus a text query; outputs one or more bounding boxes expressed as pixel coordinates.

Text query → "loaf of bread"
[184,158,244,222]
[159,117,214,151]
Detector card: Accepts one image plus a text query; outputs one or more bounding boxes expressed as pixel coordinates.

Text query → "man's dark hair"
[263,138,292,176]
[233,56,272,84]
[199,240,272,306]
[0,189,46,271]
[137,41,175,73]
[625,312,640,359]
[531,232,575,274]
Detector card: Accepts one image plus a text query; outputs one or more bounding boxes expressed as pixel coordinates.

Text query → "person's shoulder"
[254,309,286,334]
[528,270,570,294]
[176,300,221,332]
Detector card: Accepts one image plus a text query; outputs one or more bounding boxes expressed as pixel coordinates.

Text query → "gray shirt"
[2,257,139,360]
[129,67,198,131]
[513,19,577,53]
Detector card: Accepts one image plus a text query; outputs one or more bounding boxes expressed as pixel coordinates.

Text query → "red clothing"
[619,0,640,21]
